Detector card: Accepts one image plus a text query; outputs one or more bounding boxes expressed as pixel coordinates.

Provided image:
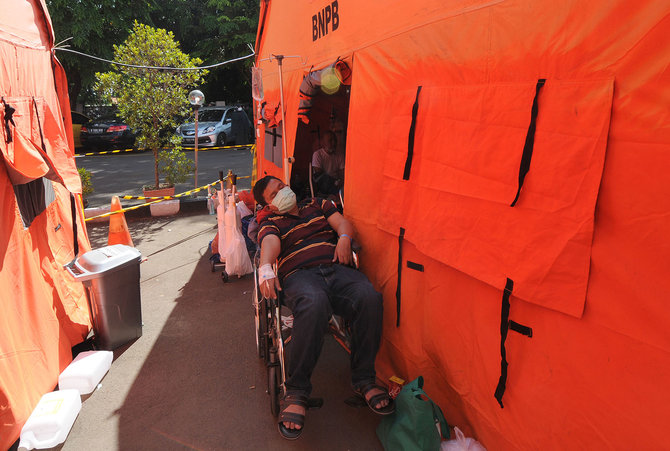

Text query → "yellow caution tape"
[76,148,136,157]
[181,144,254,151]
[84,174,252,222]
[76,143,254,157]
[119,181,220,200]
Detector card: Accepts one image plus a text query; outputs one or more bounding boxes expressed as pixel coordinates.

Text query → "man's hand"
[333,235,353,266]
[259,263,282,299]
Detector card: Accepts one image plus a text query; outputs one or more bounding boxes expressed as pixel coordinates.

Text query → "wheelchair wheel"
[253,269,268,360]
[268,347,280,417]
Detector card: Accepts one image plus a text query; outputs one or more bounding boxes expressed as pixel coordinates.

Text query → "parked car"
[71,111,91,149]
[80,117,136,150]
[176,106,252,147]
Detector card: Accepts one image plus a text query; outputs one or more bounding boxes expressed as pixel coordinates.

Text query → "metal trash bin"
[66,244,143,350]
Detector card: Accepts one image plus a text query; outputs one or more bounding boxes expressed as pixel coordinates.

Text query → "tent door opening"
[291,81,350,207]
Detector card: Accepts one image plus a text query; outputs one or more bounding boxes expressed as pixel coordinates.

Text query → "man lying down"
[253,175,395,440]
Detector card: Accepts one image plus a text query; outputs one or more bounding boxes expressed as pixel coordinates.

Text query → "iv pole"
[268,54,302,186]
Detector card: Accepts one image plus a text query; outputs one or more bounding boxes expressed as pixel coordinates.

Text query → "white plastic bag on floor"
[222,189,253,277]
[440,427,486,451]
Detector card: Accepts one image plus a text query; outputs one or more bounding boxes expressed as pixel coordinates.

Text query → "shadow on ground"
[85,213,383,450]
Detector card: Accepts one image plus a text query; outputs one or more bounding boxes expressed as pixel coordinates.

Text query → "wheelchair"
[252,251,353,417]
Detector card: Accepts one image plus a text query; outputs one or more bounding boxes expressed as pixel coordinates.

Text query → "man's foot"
[354,382,395,415]
[278,393,308,440]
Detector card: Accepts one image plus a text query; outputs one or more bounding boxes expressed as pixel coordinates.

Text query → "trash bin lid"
[75,244,142,275]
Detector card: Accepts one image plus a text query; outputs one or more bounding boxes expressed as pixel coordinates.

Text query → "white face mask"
[271,186,297,214]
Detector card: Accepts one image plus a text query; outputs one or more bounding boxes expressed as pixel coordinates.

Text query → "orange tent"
[0,0,92,447]
[253,0,670,448]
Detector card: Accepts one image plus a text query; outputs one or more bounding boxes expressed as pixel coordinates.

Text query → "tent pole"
[274,54,290,186]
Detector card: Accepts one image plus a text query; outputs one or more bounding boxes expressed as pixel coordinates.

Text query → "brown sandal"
[353,382,395,415]
[278,393,308,440]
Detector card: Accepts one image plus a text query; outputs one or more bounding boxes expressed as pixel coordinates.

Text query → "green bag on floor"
[377,376,450,451]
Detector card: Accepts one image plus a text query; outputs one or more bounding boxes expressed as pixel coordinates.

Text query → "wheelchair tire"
[221,271,229,283]
[254,290,268,360]
[268,347,280,417]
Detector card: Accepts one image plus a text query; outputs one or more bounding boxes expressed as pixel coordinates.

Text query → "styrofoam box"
[58,350,113,395]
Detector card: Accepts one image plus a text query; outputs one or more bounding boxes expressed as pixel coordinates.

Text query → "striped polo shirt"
[257,197,339,280]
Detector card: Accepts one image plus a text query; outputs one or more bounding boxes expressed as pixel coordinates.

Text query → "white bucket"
[58,350,113,394]
[18,389,81,450]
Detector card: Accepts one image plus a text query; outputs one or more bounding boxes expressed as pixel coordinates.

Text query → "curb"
[85,197,209,222]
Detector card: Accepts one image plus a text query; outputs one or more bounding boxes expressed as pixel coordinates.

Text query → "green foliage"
[150,0,259,103]
[78,167,94,195]
[94,22,206,189]
[158,137,194,187]
[46,0,153,106]
[47,0,259,106]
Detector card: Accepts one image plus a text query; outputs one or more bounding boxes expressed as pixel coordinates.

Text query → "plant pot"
[142,186,175,203]
[143,186,180,216]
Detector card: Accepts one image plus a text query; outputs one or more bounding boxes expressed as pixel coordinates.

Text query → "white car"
[176,106,252,147]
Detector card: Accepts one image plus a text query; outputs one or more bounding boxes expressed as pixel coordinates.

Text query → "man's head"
[253,175,284,206]
[322,130,337,154]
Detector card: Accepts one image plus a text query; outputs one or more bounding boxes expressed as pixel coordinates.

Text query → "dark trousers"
[281,264,383,397]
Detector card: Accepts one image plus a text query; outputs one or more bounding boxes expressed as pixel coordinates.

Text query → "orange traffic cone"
[108,196,134,247]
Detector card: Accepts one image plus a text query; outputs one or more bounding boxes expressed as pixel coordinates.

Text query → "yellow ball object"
[320,67,341,95]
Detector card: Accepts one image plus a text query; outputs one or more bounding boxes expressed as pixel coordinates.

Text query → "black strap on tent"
[407,261,424,272]
[70,193,79,257]
[494,278,514,408]
[511,79,545,207]
[2,98,16,143]
[33,97,47,152]
[395,227,406,327]
[403,86,422,180]
[509,320,533,337]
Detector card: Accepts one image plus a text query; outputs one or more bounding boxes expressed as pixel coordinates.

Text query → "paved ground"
[76,147,254,208]
[50,211,384,451]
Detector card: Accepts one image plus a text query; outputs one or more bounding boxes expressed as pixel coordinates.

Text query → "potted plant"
[94,22,206,197]
[78,167,94,207]
[149,137,194,198]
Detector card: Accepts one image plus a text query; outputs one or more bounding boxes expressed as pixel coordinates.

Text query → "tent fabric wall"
[255,0,670,449]
[0,0,92,447]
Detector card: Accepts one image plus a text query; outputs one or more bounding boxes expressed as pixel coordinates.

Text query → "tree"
[46,0,153,109]
[95,22,207,190]
[47,0,259,108]
[151,0,259,104]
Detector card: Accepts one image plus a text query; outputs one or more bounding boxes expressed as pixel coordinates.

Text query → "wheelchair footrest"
[307,397,324,409]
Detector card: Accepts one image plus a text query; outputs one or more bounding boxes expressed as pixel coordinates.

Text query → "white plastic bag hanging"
[216,190,227,259]
[440,427,487,451]
[237,200,253,218]
[252,65,264,101]
[222,187,253,277]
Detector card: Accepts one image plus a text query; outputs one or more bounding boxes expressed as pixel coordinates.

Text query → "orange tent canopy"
[254,0,670,448]
[0,0,92,447]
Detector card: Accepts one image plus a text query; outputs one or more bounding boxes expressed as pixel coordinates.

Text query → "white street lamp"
[189,89,205,189]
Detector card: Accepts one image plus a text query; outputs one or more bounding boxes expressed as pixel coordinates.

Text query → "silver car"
[176,106,252,147]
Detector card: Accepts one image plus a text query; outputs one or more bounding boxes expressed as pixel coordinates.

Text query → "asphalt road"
[76,147,254,208]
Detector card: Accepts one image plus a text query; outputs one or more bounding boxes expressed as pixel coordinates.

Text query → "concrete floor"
[49,210,384,451]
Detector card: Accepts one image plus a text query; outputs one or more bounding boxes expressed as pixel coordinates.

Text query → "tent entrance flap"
[372,79,614,317]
